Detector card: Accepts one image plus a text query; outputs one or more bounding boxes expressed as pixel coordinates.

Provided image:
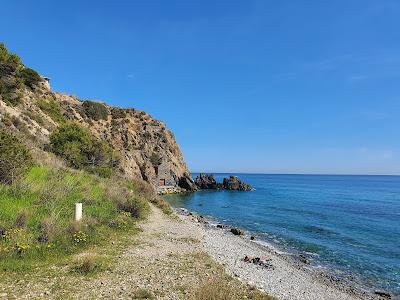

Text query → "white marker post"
[75,203,83,221]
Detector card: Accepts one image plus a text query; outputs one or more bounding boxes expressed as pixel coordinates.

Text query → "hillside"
[0,43,196,191]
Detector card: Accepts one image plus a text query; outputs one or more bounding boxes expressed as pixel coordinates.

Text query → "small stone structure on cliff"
[156,160,175,187]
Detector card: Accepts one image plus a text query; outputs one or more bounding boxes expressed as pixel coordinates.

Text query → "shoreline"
[174,207,382,300]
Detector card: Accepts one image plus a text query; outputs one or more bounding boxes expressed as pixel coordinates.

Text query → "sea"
[165,173,400,296]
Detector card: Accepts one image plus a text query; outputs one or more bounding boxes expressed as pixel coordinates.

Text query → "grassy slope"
[0,165,149,272]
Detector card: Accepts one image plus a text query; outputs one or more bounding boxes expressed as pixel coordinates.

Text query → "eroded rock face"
[222,176,252,191]
[179,175,198,191]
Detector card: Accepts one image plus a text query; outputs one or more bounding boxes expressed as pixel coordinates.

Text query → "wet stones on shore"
[298,254,311,265]
[374,290,392,299]
[230,228,245,236]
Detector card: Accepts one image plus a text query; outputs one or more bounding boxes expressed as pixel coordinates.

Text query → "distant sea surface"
[165,174,400,295]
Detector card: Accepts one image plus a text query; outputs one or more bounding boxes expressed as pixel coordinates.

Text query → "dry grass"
[193,277,276,300]
[131,288,156,299]
[72,254,107,275]
[193,278,233,300]
[130,178,173,215]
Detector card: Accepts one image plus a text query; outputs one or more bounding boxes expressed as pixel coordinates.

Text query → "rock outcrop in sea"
[194,173,221,189]
[222,176,252,191]
[194,174,252,191]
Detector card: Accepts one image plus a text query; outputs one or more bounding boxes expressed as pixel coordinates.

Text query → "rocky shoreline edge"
[174,207,389,300]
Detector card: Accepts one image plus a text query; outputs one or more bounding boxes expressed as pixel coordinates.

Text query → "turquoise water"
[165,174,400,295]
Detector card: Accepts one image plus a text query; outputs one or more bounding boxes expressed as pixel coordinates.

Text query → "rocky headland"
[0,43,197,191]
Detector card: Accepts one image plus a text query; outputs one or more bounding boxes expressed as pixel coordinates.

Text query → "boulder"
[298,254,311,265]
[178,175,198,191]
[223,176,252,191]
[375,291,391,299]
[230,228,244,235]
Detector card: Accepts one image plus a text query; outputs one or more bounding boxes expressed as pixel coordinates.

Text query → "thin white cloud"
[348,74,368,82]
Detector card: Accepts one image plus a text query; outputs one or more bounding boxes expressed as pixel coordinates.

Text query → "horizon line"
[190,171,400,176]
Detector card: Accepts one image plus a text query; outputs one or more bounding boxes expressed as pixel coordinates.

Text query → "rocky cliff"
[0,43,196,191]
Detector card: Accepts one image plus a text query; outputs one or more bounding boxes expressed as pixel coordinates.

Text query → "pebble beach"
[177,208,379,300]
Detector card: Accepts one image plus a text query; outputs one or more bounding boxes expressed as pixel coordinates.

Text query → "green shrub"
[1,113,12,127]
[49,123,115,177]
[0,130,33,184]
[0,75,24,106]
[19,68,41,89]
[0,43,9,62]
[105,179,150,220]
[37,99,65,124]
[150,152,162,167]
[128,179,172,215]
[0,43,22,68]
[82,101,108,121]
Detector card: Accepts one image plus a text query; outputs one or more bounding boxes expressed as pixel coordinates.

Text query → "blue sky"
[1,0,399,174]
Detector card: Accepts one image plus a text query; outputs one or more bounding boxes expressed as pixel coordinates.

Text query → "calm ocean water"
[165,174,400,294]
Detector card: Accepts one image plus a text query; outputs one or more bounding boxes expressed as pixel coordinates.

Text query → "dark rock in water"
[375,291,391,299]
[298,254,310,265]
[222,176,252,191]
[217,224,228,229]
[179,176,198,191]
[194,174,252,191]
[231,228,244,235]
[250,236,255,240]
[194,174,221,189]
